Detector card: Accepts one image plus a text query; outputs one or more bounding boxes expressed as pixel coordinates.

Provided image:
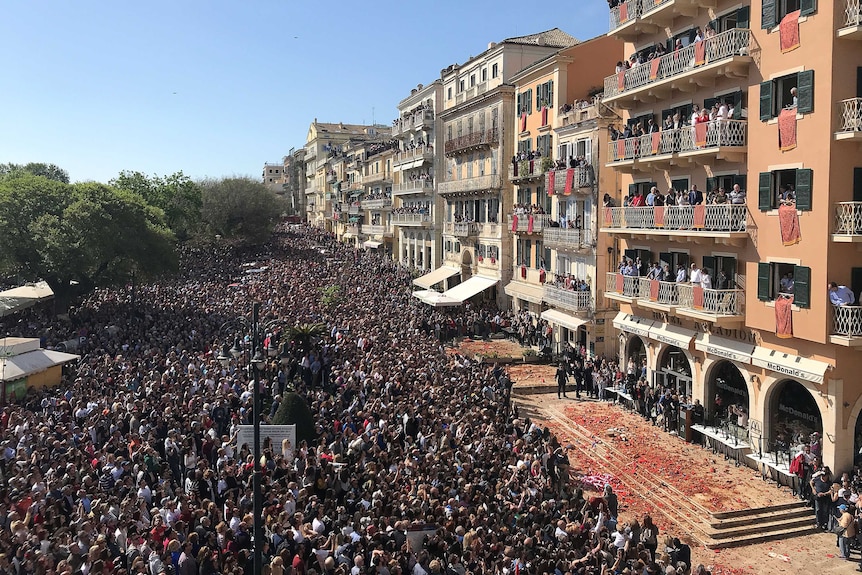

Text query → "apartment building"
[602,0,862,472]
[262,163,285,194]
[391,82,444,273]
[504,35,624,359]
[283,149,306,216]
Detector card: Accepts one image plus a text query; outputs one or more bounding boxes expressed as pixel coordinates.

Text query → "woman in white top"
[701,269,712,290]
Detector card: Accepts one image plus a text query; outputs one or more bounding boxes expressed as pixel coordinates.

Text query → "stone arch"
[762,377,824,449]
[701,358,755,423]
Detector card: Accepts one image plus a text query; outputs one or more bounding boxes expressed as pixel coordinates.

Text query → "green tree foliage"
[111,171,202,241]
[287,323,327,354]
[0,162,69,183]
[199,177,281,244]
[0,174,176,310]
[320,285,341,308]
[272,392,317,444]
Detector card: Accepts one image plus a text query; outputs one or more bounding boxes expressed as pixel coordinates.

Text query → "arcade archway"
[706,360,750,428]
[655,345,693,399]
[769,379,823,457]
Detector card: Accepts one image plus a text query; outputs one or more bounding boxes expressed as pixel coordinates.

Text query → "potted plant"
[541,156,554,172]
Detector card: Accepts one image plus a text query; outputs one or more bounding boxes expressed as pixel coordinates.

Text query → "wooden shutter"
[852,268,862,301]
[794,266,811,308]
[800,0,817,17]
[624,249,637,262]
[737,5,751,29]
[796,168,813,211]
[547,80,554,109]
[676,252,690,269]
[757,262,772,301]
[733,174,747,190]
[706,177,718,193]
[759,81,774,121]
[628,183,637,198]
[854,167,862,202]
[796,70,814,114]
[659,252,673,268]
[758,172,773,211]
[761,0,776,29]
[702,256,716,277]
[528,89,533,114]
[704,97,718,112]
[516,93,521,116]
[709,19,720,33]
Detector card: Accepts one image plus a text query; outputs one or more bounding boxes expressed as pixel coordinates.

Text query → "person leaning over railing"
[829,282,856,306]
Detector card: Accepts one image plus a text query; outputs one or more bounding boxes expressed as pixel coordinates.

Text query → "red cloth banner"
[780,10,801,53]
[527,215,534,234]
[651,131,661,154]
[654,205,665,227]
[778,203,802,245]
[694,123,708,147]
[564,169,574,196]
[694,41,706,66]
[616,139,626,159]
[693,285,705,309]
[619,1,628,21]
[520,113,527,132]
[604,207,613,226]
[541,106,548,126]
[511,214,518,232]
[649,58,661,81]
[778,108,798,151]
[615,273,624,293]
[693,204,706,229]
[539,269,546,284]
[547,170,556,196]
[617,71,625,91]
[649,279,660,302]
[776,295,794,338]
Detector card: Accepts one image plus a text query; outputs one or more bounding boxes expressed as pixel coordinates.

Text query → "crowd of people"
[608,99,744,146]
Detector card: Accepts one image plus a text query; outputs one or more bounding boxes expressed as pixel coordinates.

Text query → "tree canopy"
[111,171,202,241]
[0,162,69,183]
[200,177,282,244]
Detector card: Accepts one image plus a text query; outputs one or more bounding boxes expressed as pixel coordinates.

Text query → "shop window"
[762,0,815,30]
[757,262,811,307]
[759,71,814,120]
[758,168,812,211]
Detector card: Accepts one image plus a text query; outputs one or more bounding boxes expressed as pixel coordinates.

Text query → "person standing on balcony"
[828,282,855,306]
[716,270,731,290]
[646,187,657,206]
[700,268,712,290]
[675,264,687,283]
[688,184,704,206]
[689,262,703,284]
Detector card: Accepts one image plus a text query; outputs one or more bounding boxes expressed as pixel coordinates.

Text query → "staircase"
[704,501,818,549]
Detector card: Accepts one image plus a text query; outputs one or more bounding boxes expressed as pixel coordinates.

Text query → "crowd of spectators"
[622,184,746,208]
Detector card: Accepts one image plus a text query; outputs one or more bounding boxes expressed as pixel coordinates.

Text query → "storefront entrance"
[707,360,750,431]
[625,335,647,374]
[655,345,693,399]
[770,379,822,457]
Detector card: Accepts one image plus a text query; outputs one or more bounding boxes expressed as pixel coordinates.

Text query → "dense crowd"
[0,225,720,575]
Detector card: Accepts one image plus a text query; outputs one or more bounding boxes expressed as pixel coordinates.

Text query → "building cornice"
[439,85,515,120]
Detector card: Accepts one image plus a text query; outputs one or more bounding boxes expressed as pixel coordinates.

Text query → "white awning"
[751,347,832,384]
[648,323,696,349]
[413,266,460,289]
[0,281,54,317]
[541,309,588,332]
[1,349,80,382]
[411,289,461,307]
[694,333,755,364]
[612,312,655,338]
[363,240,382,249]
[441,275,498,303]
[504,281,544,304]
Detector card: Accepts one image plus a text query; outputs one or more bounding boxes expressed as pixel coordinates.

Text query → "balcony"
[608,0,647,40]
[835,98,862,141]
[444,129,499,155]
[362,224,393,237]
[508,161,549,183]
[443,222,479,238]
[607,120,748,169]
[636,278,679,312]
[544,285,593,314]
[676,284,744,326]
[507,214,550,234]
[605,272,641,303]
[639,0,702,28]
[392,179,434,196]
[557,102,601,128]
[602,28,751,108]
[393,147,435,167]
[543,227,593,252]
[838,0,862,39]
[545,167,595,193]
[392,110,434,136]
[832,202,862,242]
[392,212,431,226]
[305,204,315,213]
[438,174,502,196]
[600,205,749,245]
[363,171,389,185]
[345,223,360,237]
[830,305,862,347]
[361,197,392,210]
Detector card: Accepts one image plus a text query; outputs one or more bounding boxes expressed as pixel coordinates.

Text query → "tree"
[0,162,69,183]
[199,177,281,244]
[0,174,176,311]
[272,392,317,444]
[111,171,202,241]
[287,323,327,354]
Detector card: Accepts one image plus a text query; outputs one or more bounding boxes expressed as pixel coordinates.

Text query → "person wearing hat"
[836,503,857,560]
[811,468,833,530]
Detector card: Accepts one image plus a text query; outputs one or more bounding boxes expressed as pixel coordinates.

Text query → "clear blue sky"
[1,1,608,183]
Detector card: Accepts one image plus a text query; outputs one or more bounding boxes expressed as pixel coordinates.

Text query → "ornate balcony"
[392,179,434,196]
[393,147,435,166]
[545,167,594,193]
[507,214,549,234]
[544,285,593,314]
[543,227,593,252]
[443,222,479,238]
[636,278,679,311]
[830,305,862,347]
[600,205,749,245]
[392,213,431,226]
[508,161,549,183]
[557,102,602,128]
[639,0,702,28]
[676,284,744,326]
[392,110,435,136]
[361,198,392,210]
[838,0,862,39]
[364,171,389,185]
[347,204,362,216]
[444,129,499,155]
[833,202,862,242]
[438,174,502,196]
[835,98,862,141]
[605,272,641,303]
[305,204,315,213]
[362,224,393,237]
[603,28,751,108]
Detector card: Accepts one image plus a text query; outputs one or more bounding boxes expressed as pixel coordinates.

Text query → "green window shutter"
[758,172,773,211]
[528,89,533,114]
[706,177,718,193]
[737,5,751,29]
[800,0,817,17]
[853,167,862,202]
[796,70,815,114]
[517,93,521,115]
[702,256,716,277]
[794,265,811,308]
[757,262,772,301]
[628,183,637,198]
[796,168,813,211]
[548,81,554,109]
[659,252,673,268]
[709,19,720,33]
[733,174,747,190]
[762,0,776,29]
[759,81,774,121]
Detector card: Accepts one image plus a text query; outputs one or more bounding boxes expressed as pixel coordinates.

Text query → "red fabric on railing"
[780,10,801,53]
[779,203,802,245]
[616,139,626,158]
[521,265,527,279]
[619,1,628,21]
[778,108,797,151]
[527,215,534,234]
[512,160,518,177]
[529,160,534,174]
[604,207,613,226]
[654,205,665,227]
[693,285,704,309]
[693,204,706,229]
[547,170,555,196]
[564,169,574,196]
[541,106,548,126]
[539,269,546,284]
[776,295,794,338]
[694,123,708,147]
[649,58,660,81]
[520,113,527,132]
[649,279,660,302]
[694,41,706,66]
[651,132,661,154]
[511,214,518,232]
[617,71,625,91]
[615,273,624,293]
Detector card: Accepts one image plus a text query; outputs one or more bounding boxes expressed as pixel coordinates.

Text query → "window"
[447,87,452,100]
[758,168,812,210]
[576,138,592,164]
[492,63,499,78]
[762,0,815,29]
[757,262,811,307]
[701,255,737,285]
[707,174,746,194]
[624,249,652,275]
[516,89,533,115]
[518,239,533,267]
[491,108,499,132]
[542,246,551,270]
[467,117,474,134]
[536,135,552,158]
[658,251,690,272]
[470,75,476,87]
[459,79,465,92]
[517,139,532,155]
[660,104,692,126]
[489,245,499,260]
[536,80,554,109]
[481,68,487,82]
[517,187,532,205]
[627,112,655,131]
[628,181,657,199]
[711,6,750,32]
[760,71,814,118]
[670,178,690,193]
[457,120,463,137]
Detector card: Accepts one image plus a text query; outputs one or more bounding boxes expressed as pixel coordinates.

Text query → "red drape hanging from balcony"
[616,139,626,159]
[604,207,613,226]
[564,169,574,196]
[694,123,708,147]
[693,285,705,309]
[778,203,802,245]
[547,170,555,196]
[617,71,625,91]
[654,205,665,228]
[520,113,527,132]
[527,215,534,234]
[541,106,548,126]
[693,204,706,229]
[619,2,628,21]
[694,41,706,66]
[776,295,794,338]
[651,132,661,154]
[649,58,661,81]
[511,214,518,232]
[615,273,624,293]
[521,265,527,279]
[649,279,660,301]
[778,109,798,151]
[780,10,801,53]
[539,269,546,284]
